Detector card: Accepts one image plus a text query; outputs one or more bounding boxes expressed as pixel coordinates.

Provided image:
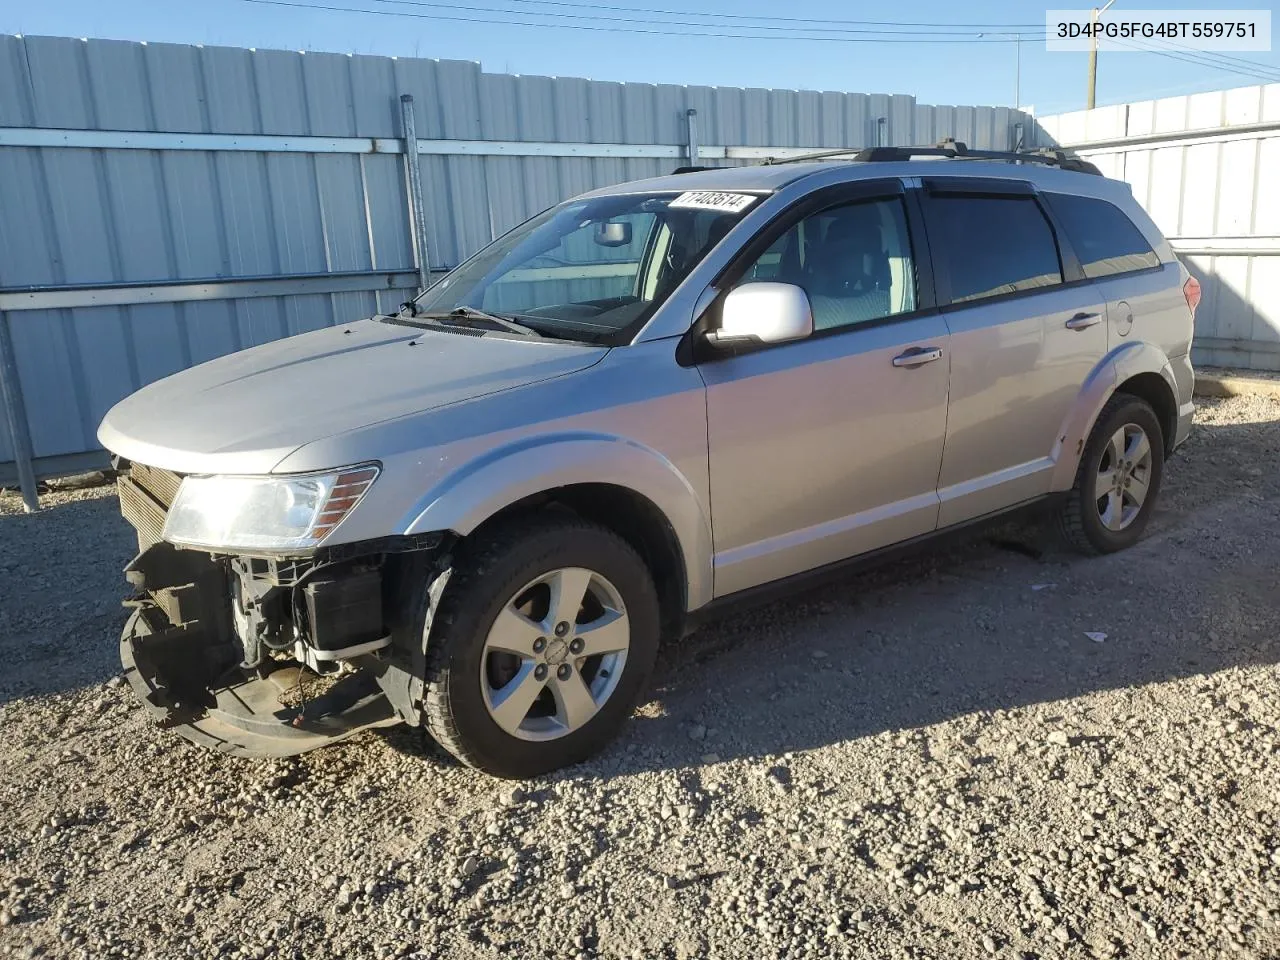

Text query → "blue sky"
[4,0,1278,115]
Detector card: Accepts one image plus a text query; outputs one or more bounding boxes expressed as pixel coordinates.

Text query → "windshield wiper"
[417,306,543,338]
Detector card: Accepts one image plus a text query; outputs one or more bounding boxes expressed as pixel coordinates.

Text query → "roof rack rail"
[760,148,862,165]
[763,139,1102,176]
[854,139,1103,175]
[670,165,716,175]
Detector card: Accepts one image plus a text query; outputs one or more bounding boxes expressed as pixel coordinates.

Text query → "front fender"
[400,432,714,610]
[1048,340,1178,491]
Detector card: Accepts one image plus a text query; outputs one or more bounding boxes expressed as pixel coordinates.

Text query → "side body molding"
[1048,340,1180,492]
[401,432,715,610]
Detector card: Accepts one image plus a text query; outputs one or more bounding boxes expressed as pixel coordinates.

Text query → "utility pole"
[1014,32,1021,109]
[1086,0,1118,109]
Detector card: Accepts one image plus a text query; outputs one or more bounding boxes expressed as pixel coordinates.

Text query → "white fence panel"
[1035,83,1280,372]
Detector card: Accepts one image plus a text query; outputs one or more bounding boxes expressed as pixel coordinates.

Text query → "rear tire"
[420,514,660,778]
[1056,392,1164,555]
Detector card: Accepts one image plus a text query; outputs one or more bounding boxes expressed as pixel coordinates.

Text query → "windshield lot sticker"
[670,191,757,213]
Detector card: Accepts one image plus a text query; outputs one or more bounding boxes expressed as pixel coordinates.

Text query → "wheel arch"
[1049,340,1180,491]
[1114,371,1178,456]
[400,433,713,614]
[469,482,688,642]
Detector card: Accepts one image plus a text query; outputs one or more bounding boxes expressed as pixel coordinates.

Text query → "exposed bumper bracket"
[122,605,400,757]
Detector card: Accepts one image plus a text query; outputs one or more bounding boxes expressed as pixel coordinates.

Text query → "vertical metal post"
[1013,121,1025,152]
[876,117,888,147]
[399,94,432,294]
[0,311,39,512]
[685,108,700,165]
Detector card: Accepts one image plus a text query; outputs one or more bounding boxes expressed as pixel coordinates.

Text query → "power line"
[240,0,1048,42]
[359,0,1041,36]
[1148,41,1280,80]
[1111,30,1280,81]
[1112,38,1280,83]
[1127,44,1280,83]
[514,0,1048,29]
[361,0,1047,31]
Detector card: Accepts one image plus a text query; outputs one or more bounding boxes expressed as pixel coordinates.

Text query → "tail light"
[1183,275,1202,315]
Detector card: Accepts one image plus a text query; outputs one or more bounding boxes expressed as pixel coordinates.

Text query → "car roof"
[578,158,1134,206]
[577,162,823,196]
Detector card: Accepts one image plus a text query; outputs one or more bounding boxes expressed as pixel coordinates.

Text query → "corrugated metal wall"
[0,34,1030,489]
[1033,83,1280,372]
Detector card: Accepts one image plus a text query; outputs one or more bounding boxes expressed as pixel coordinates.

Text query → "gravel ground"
[2,395,1279,960]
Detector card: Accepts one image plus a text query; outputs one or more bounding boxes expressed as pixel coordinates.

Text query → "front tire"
[1056,392,1164,555]
[420,515,660,778]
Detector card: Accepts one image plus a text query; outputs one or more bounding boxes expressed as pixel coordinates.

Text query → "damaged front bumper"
[121,604,399,757]
[114,462,445,757]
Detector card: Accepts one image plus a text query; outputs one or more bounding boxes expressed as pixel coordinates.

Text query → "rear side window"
[1045,193,1161,279]
[931,196,1063,304]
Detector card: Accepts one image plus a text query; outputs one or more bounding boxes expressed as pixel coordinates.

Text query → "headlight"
[162,464,379,552]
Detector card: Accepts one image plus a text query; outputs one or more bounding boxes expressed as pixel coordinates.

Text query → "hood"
[98,319,608,475]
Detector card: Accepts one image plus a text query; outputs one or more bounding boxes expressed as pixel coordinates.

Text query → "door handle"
[1065,311,1102,330]
[892,346,944,368]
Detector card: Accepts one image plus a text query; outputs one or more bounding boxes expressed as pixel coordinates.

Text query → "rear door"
[1040,190,1179,350]
[919,177,1107,527]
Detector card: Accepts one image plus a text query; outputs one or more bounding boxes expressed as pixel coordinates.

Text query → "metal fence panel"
[0,34,1032,496]
[1034,83,1280,372]
[0,393,11,464]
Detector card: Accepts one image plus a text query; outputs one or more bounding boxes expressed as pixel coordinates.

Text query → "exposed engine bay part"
[122,606,398,758]
[229,557,297,669]
[124,543,236,645]
[301,569,387,655]
[117,462,183,549]
[116,532,448,756]
[227,555,391,671]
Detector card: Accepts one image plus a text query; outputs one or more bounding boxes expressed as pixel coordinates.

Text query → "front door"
[699,182,951,597]
[918,178,1109,527]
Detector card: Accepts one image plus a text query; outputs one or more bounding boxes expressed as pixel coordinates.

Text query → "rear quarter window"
[1044,193,1161,279]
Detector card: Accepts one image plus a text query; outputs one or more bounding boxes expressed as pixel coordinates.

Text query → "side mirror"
[710,282,814,345]
[593,221,633,247]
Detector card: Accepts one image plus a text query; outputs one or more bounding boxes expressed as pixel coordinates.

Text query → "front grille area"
[118,463,185,547]
[130,463,184,508]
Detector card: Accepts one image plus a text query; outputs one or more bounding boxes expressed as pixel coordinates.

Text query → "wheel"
[420,515,660,778]
[1056,392,1164,555]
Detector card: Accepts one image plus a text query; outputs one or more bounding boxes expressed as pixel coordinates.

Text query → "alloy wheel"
[1095,422,1153,532]
[479,567,630,741]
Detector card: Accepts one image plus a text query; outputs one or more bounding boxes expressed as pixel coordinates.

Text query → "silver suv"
[99,143,1198,777]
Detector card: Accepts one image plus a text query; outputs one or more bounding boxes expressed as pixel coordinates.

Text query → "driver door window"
[736,197,918,332]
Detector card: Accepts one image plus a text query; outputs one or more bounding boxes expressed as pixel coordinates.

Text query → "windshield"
[406,191,760,344]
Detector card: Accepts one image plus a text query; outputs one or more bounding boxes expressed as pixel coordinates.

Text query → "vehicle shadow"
[556,407,1280,779]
